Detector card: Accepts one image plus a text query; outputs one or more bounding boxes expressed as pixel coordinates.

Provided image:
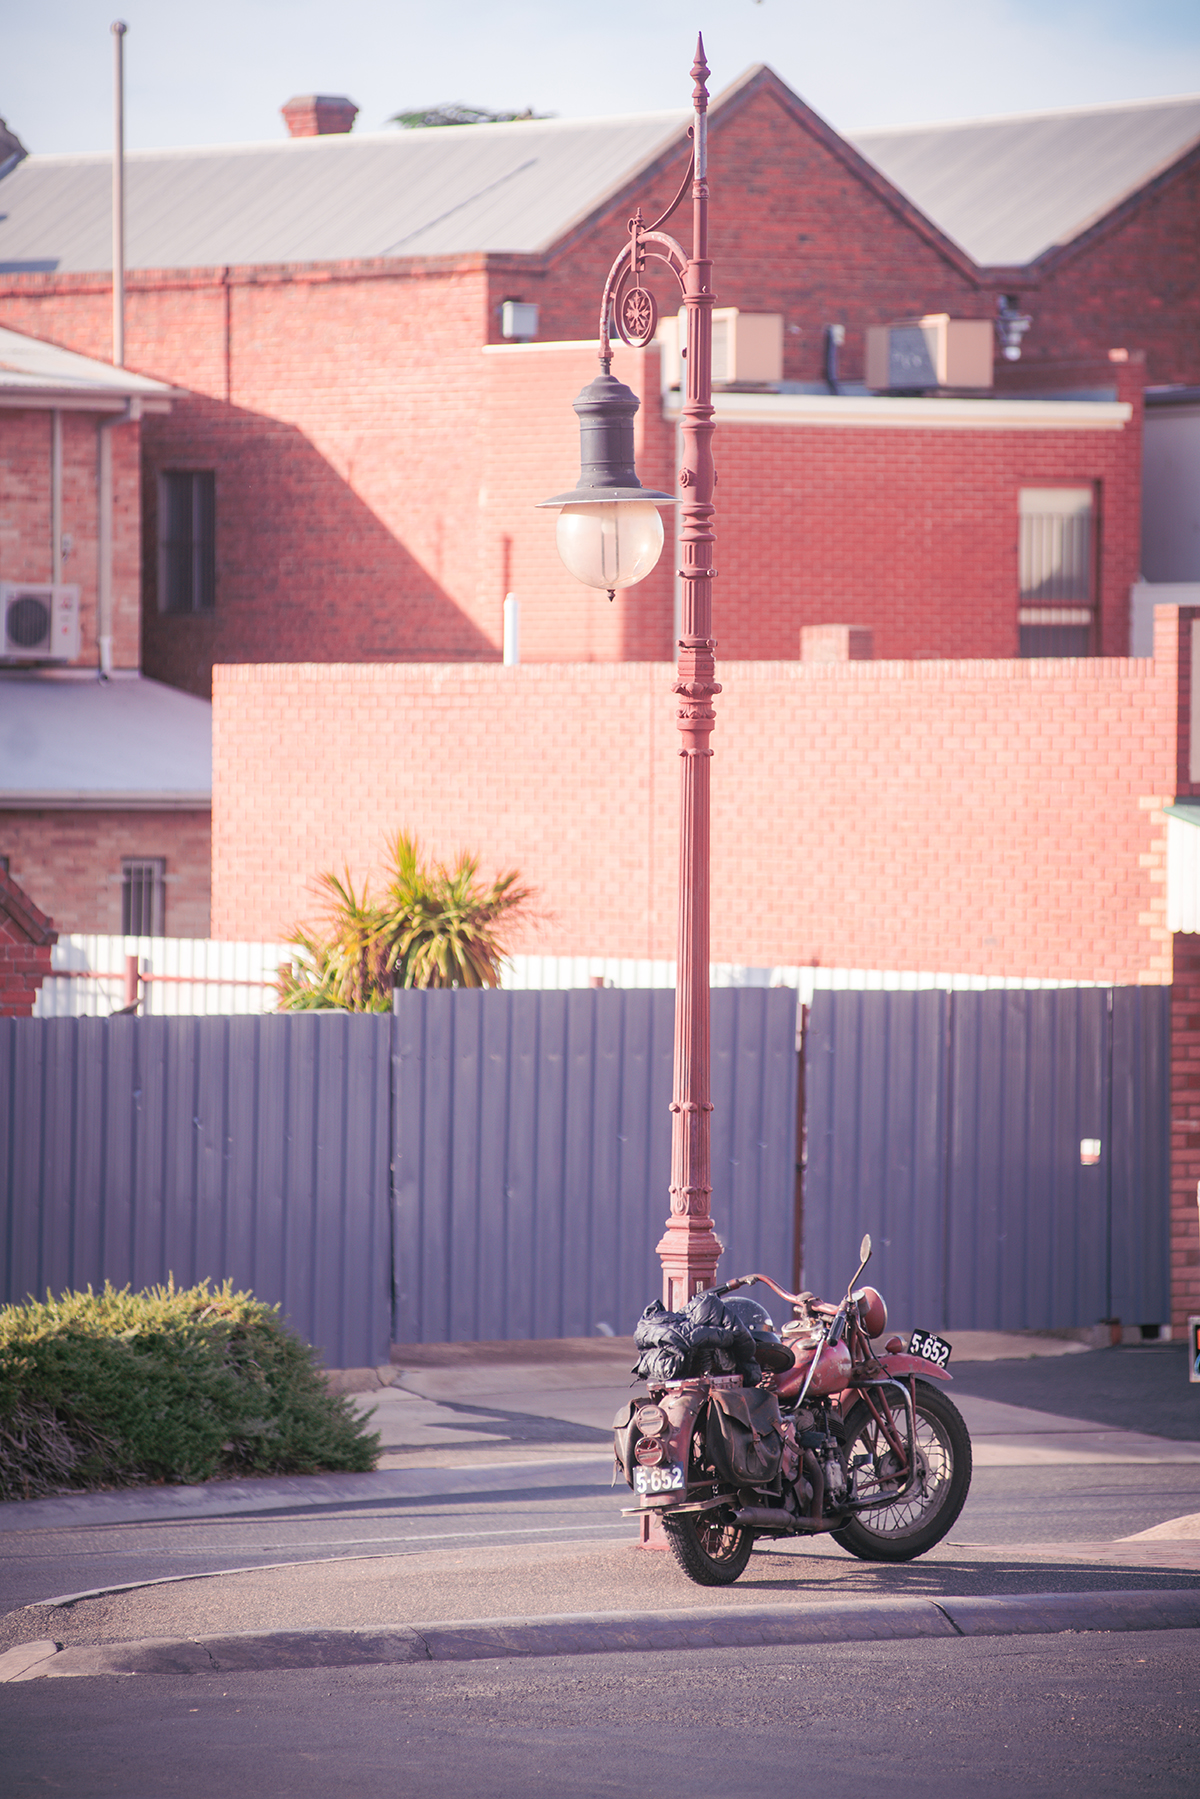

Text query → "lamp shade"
[555,501,665,591]
[539,370,674,591]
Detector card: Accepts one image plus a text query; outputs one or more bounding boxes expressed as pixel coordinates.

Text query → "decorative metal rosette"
[616,282,658,348]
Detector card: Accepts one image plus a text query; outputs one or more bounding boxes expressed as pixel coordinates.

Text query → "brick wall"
[0,406,141,669]
[0,809,211,937]
[1009,152,1200,389]
[495,75,985,385]
[713,396,1141,662]
[210,626,1178,982]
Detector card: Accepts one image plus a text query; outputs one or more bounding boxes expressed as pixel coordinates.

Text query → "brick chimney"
[281,95,359,138]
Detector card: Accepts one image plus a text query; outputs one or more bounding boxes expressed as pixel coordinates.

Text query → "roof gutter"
[97,395,141,679]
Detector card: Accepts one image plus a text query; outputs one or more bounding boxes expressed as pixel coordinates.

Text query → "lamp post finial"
[691,35,710,107]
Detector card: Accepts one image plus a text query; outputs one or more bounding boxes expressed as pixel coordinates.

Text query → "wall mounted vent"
[0,583,81,662]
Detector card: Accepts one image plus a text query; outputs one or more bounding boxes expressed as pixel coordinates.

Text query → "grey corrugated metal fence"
[802,987,1170,1331]
[0,1015,393,1368]
[391,988,800,1343]
[1,992,799,1361]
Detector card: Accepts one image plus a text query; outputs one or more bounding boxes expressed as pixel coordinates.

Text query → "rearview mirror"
[860,1233,872,1263]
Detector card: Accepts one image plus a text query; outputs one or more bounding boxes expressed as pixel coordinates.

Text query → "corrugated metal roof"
[0,325,174,401]
[850,93,1200,266]
[0,671,211,807]
[0,112,688,274]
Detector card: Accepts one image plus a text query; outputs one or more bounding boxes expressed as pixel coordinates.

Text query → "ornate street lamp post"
[541,39,721,1310]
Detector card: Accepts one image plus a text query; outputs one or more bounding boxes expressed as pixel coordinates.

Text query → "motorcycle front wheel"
[663,1509,755,1586]
[831,1383,972,1563]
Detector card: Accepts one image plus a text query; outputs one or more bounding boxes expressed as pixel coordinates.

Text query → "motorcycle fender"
[873,1353,952,1383]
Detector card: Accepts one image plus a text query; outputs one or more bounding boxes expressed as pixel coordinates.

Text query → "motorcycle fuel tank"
[774,1337,852,1399]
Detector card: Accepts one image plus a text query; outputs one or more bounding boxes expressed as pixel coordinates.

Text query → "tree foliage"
[389,102,553,129]
[277,831,532,1012]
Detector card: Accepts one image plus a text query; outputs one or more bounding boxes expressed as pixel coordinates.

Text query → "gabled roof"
[0,870,56,947]
[0,111,689,273]
[850,93,1200,267]
[2,77,1196,281]
[0,324,175,408]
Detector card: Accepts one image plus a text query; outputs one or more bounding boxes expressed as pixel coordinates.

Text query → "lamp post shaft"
[656,39,722,1310]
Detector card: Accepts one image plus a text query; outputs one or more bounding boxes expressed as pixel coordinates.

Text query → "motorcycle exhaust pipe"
[731,1505,825,1534]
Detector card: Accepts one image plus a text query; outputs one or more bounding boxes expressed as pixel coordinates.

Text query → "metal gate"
[802,987,1169,1331]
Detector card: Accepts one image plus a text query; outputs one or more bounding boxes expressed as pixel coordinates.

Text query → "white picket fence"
[34,938,1101,1020]
[36,936,292,1017]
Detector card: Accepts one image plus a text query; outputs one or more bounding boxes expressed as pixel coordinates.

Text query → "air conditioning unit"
[657,308,784,389]
[865,315,993,392]
[1,583,81,662]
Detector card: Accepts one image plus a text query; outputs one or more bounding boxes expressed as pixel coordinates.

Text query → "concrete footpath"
[3,1330,1200,1680]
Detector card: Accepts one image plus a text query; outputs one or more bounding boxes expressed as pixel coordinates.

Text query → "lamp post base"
[655,1216,723,1313]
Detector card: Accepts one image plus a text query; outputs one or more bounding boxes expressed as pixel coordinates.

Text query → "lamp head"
[539,370,673,592]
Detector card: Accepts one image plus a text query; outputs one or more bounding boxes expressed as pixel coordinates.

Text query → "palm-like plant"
[383,832,530,990]
[277,834,531,1012]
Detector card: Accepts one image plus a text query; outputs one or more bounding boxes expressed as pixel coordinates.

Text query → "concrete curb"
[9,1589,1200,1679]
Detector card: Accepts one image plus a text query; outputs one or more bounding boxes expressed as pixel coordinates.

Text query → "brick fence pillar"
[0,871,58,1018]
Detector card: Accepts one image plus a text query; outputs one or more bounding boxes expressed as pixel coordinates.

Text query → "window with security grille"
[1018,487,1095,657]
[122,859,165,936]
[158,471,215,613]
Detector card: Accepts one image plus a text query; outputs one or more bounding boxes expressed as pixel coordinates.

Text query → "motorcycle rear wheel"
[663,1510,754,1586]
[831,1383,971,1563]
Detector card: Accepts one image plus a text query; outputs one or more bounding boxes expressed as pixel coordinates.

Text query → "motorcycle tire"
[830,1382,972,1564]
[663,1510,755,1586]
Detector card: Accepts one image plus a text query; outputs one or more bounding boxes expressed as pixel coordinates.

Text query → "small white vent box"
[657,308,784,389]
[865,315,993,391]
[1,583,81,662]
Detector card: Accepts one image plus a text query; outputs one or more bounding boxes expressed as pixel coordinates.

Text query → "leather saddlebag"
[612,1399,639,1484]
[704,1387,784,1491]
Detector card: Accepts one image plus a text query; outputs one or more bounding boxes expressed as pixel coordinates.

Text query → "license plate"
[908,1329,952,1369]
[633,1463,685,1495]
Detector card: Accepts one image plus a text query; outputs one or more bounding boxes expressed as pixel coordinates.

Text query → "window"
[122,859,165,936]
[158,471,215,613]
[1018,486,1095,657]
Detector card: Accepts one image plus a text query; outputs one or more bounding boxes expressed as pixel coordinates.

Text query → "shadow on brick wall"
[140,394,497,699]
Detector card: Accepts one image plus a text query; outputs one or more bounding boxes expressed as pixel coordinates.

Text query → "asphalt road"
[5,1632,1198,1799]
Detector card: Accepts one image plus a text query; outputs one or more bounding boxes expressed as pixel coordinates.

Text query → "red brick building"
[0,68,1192,696]
[0,328,212,934]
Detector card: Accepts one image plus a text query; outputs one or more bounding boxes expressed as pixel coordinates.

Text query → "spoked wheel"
[831,1383,972,1563]
[663,1509,755,1586]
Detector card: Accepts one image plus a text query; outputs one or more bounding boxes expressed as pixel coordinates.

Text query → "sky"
[5,0,1200,155]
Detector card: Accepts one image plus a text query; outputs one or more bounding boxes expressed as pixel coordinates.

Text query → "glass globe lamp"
[555,501,665,591]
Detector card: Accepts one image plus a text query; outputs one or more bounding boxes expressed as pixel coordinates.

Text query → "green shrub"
[0,1279,380,1501]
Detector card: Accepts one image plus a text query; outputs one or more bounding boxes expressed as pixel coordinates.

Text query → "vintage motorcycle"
[613,1235,972,1586]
